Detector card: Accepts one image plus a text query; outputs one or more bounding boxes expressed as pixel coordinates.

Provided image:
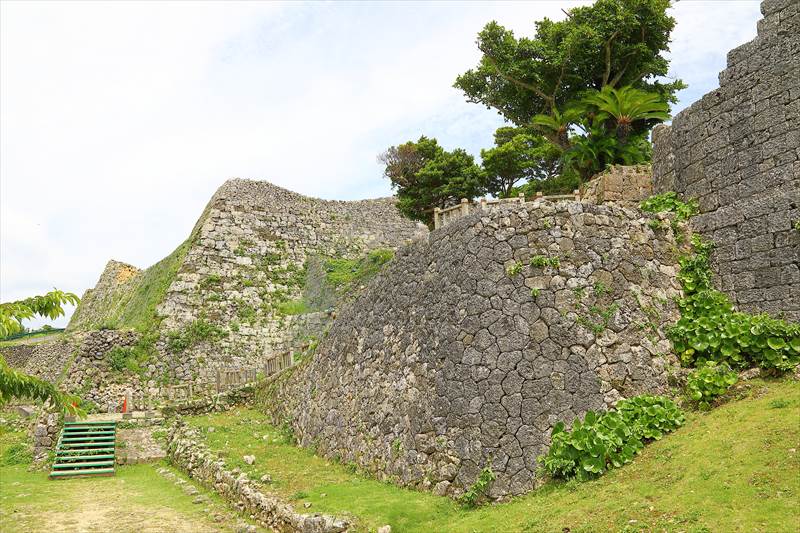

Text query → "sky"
[0,0,762,329]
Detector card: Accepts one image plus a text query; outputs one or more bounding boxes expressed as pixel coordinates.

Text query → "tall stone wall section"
[266,201,682,499]
[652,0,799,320]
[154,179,426,383]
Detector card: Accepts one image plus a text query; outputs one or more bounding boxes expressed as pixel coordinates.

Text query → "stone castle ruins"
[3,0,797,502]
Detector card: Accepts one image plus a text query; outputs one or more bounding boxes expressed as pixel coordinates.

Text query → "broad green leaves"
[540,395,684,481]
[0,289,79,338]
[685,362,738,410]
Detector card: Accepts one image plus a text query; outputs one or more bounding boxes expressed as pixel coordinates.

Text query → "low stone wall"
[162,385,255,416]
[166,419,348,533]
[32,408,61,464]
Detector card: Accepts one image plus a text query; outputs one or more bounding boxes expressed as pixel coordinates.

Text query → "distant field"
[187,378,800,532]
[0,330,63,347]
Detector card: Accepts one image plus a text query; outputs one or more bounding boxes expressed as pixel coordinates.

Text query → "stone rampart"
[652,0,799,320]
[266,201,682,499]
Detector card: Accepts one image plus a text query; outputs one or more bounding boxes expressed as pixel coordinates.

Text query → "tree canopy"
[380,136,486,226]
[481,127,561,198]
[454,0,684,125]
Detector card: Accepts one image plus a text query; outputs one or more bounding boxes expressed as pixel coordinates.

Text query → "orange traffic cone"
[122,397,127,413]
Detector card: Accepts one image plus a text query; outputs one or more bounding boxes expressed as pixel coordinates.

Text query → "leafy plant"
[540,394,683,481]
[530,287,541,298]
[685,362,738,410]
[166,318,227,354]
[530,255,560,269]
[0,289,79,338]
[639,191,698,222]
[669,235,800,372]
[593,282,610,297]
[506,261,523,276]
[459,466,496,508]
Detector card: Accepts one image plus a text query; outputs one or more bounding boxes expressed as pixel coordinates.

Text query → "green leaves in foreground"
[685,362,738,410]
[0,355,82,416]
[540,395,684,481]
[669,235,800,372]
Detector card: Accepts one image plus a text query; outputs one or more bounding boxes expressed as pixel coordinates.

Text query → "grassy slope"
[187,378,800,533]
[0,416,262,533]
[104,238,192,331]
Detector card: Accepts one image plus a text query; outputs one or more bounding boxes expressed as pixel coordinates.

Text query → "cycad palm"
[531,107,583,149]
[584,86,670,141]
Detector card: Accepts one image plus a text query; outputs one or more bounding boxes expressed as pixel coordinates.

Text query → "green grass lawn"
[186,378,800,532]
[0,415,263,533]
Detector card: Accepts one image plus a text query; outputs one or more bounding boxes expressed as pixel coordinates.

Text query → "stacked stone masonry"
[269,201,682,499]
[652,0,800,320]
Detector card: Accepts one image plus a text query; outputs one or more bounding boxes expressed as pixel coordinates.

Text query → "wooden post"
[573,189,581,201]
[433,207,441,229]
[519,192,525,203]
[460,198,469,215]
[480,197,487,210]
[216,370,220,394]
[535,191,543,201]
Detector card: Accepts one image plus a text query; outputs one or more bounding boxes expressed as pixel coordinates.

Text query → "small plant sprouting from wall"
[459,466,496,508]
[506,261,523,277]
[530,255,560,269]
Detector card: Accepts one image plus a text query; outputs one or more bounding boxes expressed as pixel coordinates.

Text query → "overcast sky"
[1,0,762,328]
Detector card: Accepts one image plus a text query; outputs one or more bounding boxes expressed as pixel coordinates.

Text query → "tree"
[0,289,79,338]
[481,127,561,198]
[454,0,684,125]
[380,137,486,226]
[532,85,668,180]
[0,289,82,414]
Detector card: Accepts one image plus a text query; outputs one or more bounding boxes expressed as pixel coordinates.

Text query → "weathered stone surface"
[266,201,681,499]
[582,165,653,206]
[652,0,800,320]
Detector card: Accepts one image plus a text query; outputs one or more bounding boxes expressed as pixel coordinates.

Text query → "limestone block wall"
[582,165,653,206]
[155,179,427,382]
[267,201,682,499]
[652,0,799,320]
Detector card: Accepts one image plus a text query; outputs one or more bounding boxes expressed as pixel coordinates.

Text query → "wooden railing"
[433,190,581,230]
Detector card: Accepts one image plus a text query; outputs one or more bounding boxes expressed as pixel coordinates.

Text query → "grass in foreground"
[186,378,800,532]
[0,417,263,533]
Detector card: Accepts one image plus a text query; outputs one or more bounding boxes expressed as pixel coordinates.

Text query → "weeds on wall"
[166,317,228,354]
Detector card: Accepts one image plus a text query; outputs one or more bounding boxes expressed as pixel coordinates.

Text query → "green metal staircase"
[49,421,117,479]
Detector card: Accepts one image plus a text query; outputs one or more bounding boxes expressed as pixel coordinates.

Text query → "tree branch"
[602,30,620,86]
[484,54,554,108]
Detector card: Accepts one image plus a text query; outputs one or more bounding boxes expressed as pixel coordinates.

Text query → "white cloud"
[0,0,762,328]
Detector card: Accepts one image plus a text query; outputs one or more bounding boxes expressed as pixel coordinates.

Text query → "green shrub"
[639,191,698,222]
[685,362,738,409]
[615,395,685,440]
[0,442,32,466]
[276,299,308,316]
[540,395,684,481]
[669,235,800,372]
[166,318,227,353]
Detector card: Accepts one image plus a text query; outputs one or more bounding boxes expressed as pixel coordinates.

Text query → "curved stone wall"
[270,201,682,499]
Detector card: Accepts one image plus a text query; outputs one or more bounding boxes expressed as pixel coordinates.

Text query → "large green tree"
[481,127,561,198]
[454,0,684,126]
[380,136,486,226]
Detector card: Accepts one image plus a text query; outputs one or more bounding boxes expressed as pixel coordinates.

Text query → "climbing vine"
[639,194,800,372]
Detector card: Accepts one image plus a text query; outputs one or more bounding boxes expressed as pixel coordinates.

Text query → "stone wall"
[67,179,427,388]
[582,165,653,207]
[166,419,348,532]
[652,0,799,320]
[265,201,682,499]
